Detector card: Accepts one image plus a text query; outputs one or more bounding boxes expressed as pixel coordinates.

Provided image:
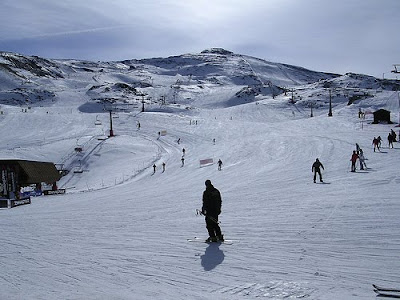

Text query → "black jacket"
[312,160,324,172]
[202,185,222,217]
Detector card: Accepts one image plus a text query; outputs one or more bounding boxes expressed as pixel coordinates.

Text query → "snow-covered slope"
[0,50,400,299]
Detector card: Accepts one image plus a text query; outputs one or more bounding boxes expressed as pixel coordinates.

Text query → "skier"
[377,136,382,148]
[153,164,156,174]
[312,158,324,183]
[162,162,166,173]
[388,133,394,148]
[350,151,359,172]
[182,148,186,156]
[181,156,185,167]
[137,121,141,130]
[359,148,367,170]
[202,180,223,242]
[390,129,397,142]
[372,137,380,152]
[217,159,223,171]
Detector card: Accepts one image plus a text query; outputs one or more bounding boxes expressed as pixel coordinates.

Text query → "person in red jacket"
[350,151,359,172]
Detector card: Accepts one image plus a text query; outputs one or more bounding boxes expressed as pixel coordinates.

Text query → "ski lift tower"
[328,89,333,117]
[392,65,400,127]
[108,110,114,137]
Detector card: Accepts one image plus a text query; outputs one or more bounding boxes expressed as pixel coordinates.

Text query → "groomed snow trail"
[0,98,399,299]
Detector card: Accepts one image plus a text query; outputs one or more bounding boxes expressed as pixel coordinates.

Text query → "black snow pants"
[205,215,222,238]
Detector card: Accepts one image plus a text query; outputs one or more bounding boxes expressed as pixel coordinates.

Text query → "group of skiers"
[349,143,367,172]
[151,142,223,174]
[314,130,397,180]
[373,129,397,152]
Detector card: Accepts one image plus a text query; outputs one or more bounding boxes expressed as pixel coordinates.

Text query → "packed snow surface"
[0,51,400,299]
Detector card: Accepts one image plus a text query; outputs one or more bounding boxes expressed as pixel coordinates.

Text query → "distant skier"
[137,121,141,130]
[390,129,397,142]
[182,148,186,156]
[350,151,359,172]
[177,138,181,144]
[202,180,223,242]
[377,136,382,148]
[359,148,367,170]
[372,137,380,152]
[217,159,223,171]
[153,164,156,174]
[181,156,185,167]
[162,162,166,173]
[388,133,394,148]
[312,158,324,183]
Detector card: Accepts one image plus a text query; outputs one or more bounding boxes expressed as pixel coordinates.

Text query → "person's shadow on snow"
[201,243,225,271]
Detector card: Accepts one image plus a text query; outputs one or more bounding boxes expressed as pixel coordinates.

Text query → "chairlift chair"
[95,115,102,125]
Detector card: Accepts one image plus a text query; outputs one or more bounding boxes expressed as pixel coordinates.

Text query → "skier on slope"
[388,132,394,149]
[217,159,223,171]
[372,137,380,152]
[181,156,185,167]
[390,129,397,142]
[202,180,224,242]
[350,151,359,172]
[359,148,367,170]
[312,158,324,183]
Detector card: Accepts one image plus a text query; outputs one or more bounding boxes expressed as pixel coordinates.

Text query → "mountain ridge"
[0,49,399,111]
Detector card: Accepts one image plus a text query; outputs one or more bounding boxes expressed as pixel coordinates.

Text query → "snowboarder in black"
[202,180,223,242]
[312,158,324,183]
[217,159,223,171]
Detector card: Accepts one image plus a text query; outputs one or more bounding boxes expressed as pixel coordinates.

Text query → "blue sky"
[1,0,399,78]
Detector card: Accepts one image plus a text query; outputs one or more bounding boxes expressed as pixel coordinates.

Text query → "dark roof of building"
[374,109,390,114]
[0,159,61,184]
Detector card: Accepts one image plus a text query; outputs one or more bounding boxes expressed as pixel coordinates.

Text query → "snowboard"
[187,237,233,245]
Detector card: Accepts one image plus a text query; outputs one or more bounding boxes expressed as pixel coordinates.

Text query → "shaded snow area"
[0,51,400,299]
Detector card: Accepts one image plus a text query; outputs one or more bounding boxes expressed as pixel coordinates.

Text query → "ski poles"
[196,209,220,224]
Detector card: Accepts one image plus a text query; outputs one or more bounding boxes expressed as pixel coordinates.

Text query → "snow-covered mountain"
[1,48,399,111]
[1,49,400,299]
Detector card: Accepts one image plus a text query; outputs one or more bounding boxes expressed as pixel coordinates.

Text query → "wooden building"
[0,160,61,208]
[372,109,392,124]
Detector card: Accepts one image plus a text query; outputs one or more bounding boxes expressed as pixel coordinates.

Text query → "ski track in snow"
[1,85,400,299]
